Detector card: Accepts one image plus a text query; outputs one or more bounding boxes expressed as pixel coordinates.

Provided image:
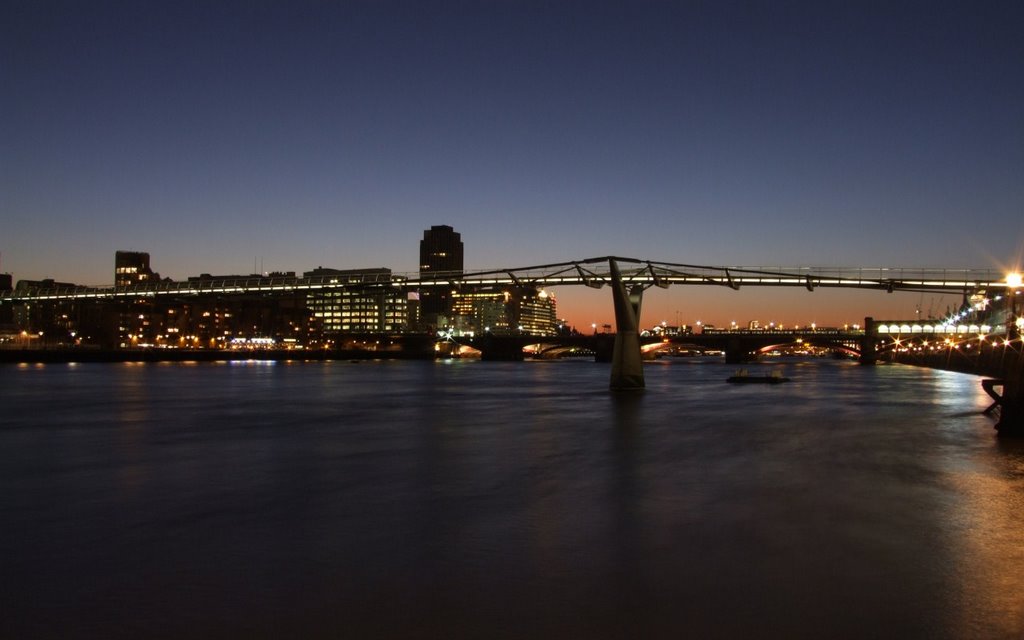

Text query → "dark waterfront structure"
[0,272,11,321]
[0,273,12,328]
[418,225,463,327]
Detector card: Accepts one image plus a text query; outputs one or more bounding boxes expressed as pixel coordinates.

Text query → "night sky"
[3,1,1022,329]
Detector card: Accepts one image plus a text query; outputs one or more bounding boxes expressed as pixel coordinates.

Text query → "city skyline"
[4,1,1023,328]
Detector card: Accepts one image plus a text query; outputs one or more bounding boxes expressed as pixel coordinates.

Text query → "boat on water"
[727,368,791,384]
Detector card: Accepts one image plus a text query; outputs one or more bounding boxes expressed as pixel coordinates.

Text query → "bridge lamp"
[1007,273,1023,339]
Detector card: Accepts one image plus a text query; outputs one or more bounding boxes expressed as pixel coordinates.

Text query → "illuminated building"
[115,251,160,287]
[450,287,557,336]
[8,279,83,344]
[418,225,463,326]
[304,268,407,334]
[513,288,557,335]
[451,289,511,334]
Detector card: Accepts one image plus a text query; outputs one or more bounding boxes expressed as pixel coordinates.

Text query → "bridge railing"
[700,328,858,336]
[874,322,1000,335]
[1,257,1014,303]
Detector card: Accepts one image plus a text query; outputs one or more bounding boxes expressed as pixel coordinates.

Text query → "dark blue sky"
[3,0,1022,326]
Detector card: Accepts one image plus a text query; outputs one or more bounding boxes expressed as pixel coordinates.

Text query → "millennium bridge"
[3,256,1021,433]
[1,256,1009,301]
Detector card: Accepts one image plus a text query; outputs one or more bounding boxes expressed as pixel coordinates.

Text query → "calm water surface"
[2,358,1024,638]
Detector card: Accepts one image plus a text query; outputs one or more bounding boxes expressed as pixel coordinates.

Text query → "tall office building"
[418,225,463,326]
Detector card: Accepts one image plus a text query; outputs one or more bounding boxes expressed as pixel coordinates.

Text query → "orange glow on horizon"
[548,286,962,333]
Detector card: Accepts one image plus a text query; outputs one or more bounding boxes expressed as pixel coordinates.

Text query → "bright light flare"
[1007,272,1023,288]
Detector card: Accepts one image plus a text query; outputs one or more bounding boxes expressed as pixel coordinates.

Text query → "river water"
[2,358,1023,638]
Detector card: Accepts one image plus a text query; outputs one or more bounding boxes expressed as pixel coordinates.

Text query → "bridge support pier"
[859,317,878,365]
[724,338,757,364]
[609,259,645,390]
[476,334,526,361]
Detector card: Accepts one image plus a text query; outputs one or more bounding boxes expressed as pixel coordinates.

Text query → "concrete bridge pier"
[476,334,525,361]
[859,317,878,365]
[724,337,757,364]
[609,259,645,390]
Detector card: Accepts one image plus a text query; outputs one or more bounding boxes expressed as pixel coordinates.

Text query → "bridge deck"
[1,257,1012,302]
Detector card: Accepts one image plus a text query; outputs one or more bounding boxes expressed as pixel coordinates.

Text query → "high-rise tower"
[418,225,464,326]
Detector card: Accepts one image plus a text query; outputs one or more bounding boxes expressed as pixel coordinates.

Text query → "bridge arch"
[752,338,862,358]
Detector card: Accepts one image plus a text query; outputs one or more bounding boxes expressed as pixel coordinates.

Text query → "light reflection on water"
[1,358,1022,638]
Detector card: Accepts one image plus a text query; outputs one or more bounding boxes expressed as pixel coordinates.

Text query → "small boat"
[727,368,790,384]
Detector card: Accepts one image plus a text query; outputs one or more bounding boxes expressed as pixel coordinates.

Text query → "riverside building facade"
[1,234,560,348]
[449,287,558,336]
[303,268,408,334]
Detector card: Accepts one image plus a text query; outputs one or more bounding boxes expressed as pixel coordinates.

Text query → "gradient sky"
[3,0,1023,329]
